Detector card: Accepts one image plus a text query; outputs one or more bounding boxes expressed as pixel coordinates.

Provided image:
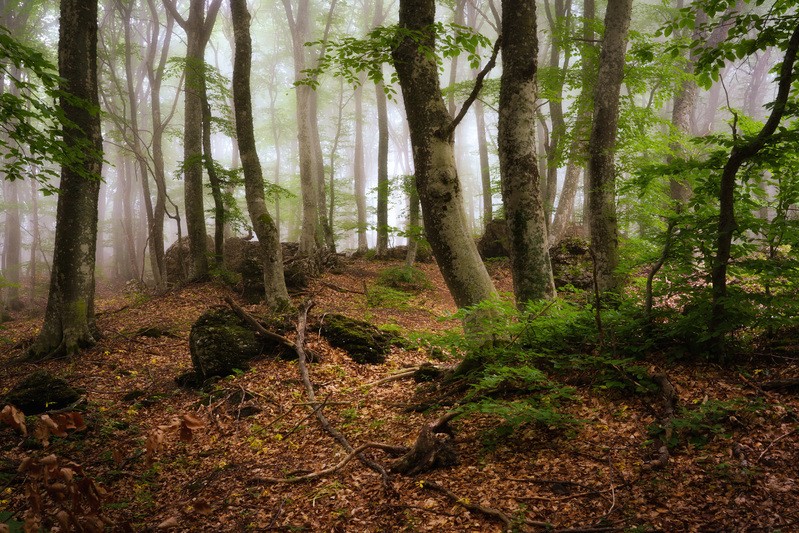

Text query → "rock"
[382,245,433,263]
[549,237,593,290]
[224,237,263,303]
[165,235,214,282]
[477,219,510,259]
[319,314,396,364]
[3,370,81,415]
[189,307,280,380]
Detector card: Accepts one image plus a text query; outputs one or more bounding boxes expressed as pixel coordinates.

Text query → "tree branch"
[438,36,502,139]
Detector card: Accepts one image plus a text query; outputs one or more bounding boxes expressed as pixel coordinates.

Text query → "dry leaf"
[157,516,179,529]
[194,500,213,515]
[1,404,27,436]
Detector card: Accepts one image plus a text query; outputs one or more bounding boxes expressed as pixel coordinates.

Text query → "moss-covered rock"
[549,237,592,290]
[3,370,81,415]
[320,314,396,364]
[189,307,276,379]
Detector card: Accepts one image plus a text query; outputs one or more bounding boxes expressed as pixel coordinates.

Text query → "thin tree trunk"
[375,77,390,256]
[230,0,289,309]
[200,75,225,266]
[586,0,632,293]
[353,79,368,253]
[499,0,556,305]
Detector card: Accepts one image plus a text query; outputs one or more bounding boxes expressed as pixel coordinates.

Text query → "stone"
[477,219,510,259]
[319,314,396,364]
[3,370,81,415]
[189,307,278,380]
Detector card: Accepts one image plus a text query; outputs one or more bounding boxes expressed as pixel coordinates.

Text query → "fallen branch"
[759,378,799,392]
[320,281,365,295]
[364,369,419,388]
[421,480,553,530]
[254,442,406,484]
[645,370,678,470]
[756,428,798,464]
[224,296,304,359]
[293,300,392,484]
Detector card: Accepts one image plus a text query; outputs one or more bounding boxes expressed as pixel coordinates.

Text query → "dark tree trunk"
[375,77,390,256]
[230,0,289,310]
[393,0,496,308]
[28,0,103,360]
[499,0,556,305]
[586,0,632,293]
[200,75,225,266]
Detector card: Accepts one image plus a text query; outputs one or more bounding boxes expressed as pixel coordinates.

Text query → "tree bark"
[711,22,799,354]
[163,0,224,280]
[353,79,368,253]
[550,0,595,244]
[499,0,556,305]
[200,74,225,266]
[393,0,496,308]
[375,76,390,256]
[230,0,289,310]
[28,0,103,360]
[586,0,632,293]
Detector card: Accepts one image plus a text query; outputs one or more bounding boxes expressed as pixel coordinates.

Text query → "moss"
[376,265,432,293]
[320,314,398,364]
[4,370,81,414]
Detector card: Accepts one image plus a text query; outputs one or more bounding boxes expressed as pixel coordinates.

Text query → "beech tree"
[163,0,224,281]
[230,0,289,310]
[586,0,633,293]
[498,0,556,305]
[393,0,496,308]
[28,0,103,360]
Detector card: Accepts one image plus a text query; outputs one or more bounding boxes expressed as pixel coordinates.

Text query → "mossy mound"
[320,314,397,364]
[376,265,432,293]
[3,370,81,415]
[189,307,281,380]
[549,237,592,290]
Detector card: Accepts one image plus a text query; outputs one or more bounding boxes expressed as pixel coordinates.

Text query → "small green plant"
[366,285,412,309]
[376,265,432,292]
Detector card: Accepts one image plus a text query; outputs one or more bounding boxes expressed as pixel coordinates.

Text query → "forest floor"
[1,256,799,532]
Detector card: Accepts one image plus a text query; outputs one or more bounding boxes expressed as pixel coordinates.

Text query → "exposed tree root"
[645,369,678,470]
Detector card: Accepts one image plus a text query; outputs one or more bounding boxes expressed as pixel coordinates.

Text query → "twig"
[253,442,405,484]
[422,480,560,530]
[756,428,797,464]
[320,281,365,295]
[364,369,419,388]
[294,300,392,484]
[224,296,300,356]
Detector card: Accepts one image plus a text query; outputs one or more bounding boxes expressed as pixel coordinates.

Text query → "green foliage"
[0,27,101,193]
[376,265,432,293]
[650,397,767,449]
[302,23,493,98]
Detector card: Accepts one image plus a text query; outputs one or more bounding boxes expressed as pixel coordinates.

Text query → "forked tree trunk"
[230,0,289,310]
[28,0,103,360]
[393,0,495,308]
[499,0,556,305]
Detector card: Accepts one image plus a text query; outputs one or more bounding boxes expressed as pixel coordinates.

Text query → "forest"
[1,0,799,530]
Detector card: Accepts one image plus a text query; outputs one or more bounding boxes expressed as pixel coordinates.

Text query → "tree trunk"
[393,0,496,308]
[163,0,224,280]
[28,0,103,360]
[200,75,225,266]
[499,0,556,305]
[375,77,390,256]
[353,80,368,253]
[550,0,595,244]
[230,0,289,310]
[28,176,40,304]
[586,0,632,293]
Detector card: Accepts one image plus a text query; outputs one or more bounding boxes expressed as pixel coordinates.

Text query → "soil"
[0,257,798,532]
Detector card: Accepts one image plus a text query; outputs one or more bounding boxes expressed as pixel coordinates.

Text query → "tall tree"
[586,0,633,293]
[373,0,390,257]
[393,0,496,308]
[163,0,224,280]
[499,0,556,304]
[550,0,596,243]
[230,0,289,310]
[28,0,103,360]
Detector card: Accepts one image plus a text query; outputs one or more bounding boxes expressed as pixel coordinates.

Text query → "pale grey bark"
[393,0,496,308]
[353,79,368,253]
[499,0,556,305]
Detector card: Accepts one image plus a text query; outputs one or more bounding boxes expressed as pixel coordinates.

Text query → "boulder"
[3,370,81,415]
[319,314,397,364]
[224,237,263,302]
[189,307,279,379]
[477,219,510,259]
[549,237,593,290]
[164,235,214,282]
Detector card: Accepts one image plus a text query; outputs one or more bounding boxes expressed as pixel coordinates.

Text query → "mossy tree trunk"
[392,0,496,308]
[28,0,103,360]
[230,0,290,311]
[586,0,633,293]
[498,0,556,305]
